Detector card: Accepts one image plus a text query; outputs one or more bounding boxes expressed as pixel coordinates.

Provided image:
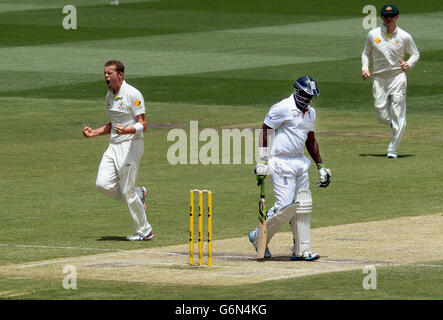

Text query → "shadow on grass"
[359,154,415,158]
[97,236,127,241]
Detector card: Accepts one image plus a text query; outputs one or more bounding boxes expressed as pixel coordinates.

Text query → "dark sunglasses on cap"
[382,13,398,18]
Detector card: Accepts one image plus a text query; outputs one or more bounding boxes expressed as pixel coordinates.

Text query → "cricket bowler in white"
[83,60,153,241]
[362,4,419,158]
[249,76,331,261]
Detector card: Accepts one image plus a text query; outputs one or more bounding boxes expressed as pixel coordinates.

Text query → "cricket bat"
[256,176,266,260]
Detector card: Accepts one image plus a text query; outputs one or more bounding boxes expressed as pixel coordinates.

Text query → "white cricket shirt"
[264,94,315,157]
[106,80,146,143]
[362,24,419,77]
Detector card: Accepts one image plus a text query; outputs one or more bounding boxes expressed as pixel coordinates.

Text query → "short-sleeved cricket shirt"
[264,94,316,157]
[106,80,146,143]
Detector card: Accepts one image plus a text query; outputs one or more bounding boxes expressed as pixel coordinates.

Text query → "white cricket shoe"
[291,251,320,261]
[387,152,398,159]
[126,231,154,241]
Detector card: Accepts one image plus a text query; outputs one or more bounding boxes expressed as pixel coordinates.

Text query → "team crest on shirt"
[393,39,401,46]
[118,101,125,109]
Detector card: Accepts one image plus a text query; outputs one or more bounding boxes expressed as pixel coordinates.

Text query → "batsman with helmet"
[249,76,331,261]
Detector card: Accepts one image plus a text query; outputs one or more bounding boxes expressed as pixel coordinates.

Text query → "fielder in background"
[249,76,331,261]
[83,60,154,241]
[362,4,420,159]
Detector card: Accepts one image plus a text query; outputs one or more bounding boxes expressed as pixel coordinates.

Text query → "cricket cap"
[380,4,399,16]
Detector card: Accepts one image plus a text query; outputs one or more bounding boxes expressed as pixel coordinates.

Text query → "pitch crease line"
[0,243,128,252]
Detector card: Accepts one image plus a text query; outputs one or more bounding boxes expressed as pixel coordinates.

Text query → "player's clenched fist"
[399,60,410,71]
[362,70,371,81]
[115,124,127,135]
[83,126,94,138]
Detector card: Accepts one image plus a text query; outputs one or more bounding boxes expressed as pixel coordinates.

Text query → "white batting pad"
[293,189,312,256]
[265,203,300,244]
[294,189,312,213]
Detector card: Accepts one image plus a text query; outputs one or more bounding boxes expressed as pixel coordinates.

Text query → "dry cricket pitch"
[1,213,442,286]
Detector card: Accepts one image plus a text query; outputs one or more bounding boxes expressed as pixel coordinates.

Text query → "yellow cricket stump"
[189,191,195,265]
[189,189,213,266]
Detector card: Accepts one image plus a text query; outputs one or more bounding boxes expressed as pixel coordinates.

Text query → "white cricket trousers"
[96,139,152,236]
[267,155,311,217]
[372,72,407,154]
[250,155,312,251]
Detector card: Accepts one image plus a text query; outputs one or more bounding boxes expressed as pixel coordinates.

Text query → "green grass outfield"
[0,0,442,301]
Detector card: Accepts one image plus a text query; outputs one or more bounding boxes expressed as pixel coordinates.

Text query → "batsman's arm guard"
[258,147,269,161]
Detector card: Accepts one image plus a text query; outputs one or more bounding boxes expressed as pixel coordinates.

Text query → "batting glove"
[317,163,331,188]
[254,161,269,176]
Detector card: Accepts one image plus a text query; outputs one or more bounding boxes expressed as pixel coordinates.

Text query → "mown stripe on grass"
[0,0,155,13]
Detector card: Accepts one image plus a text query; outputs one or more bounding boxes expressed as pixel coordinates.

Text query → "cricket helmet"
[293,76,320,110]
